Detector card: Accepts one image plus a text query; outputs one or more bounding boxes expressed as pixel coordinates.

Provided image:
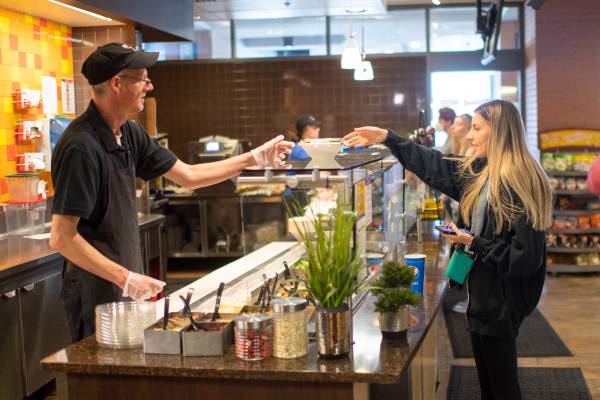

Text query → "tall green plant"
[291,198,363,309]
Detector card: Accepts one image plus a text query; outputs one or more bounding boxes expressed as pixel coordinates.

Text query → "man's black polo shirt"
[51,101,177,233]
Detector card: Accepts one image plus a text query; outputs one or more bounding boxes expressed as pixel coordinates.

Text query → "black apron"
[61,145,143,341]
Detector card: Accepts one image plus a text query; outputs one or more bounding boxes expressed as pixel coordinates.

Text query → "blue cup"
[405,254,426,294]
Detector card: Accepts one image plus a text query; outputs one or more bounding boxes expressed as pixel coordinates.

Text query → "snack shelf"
[554,190,596,196]
[546,171,589,177]
[547,247,600,254]
[547,228,600,234]
[547,263,600,274]
[553,210,600,216]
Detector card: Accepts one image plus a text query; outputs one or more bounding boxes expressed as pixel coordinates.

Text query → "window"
[234,17,327,58]
[142,20,232,60]
[429,6,520,52]
[330,10,426,55]
[429,7,482,52]
[430,70,521,147]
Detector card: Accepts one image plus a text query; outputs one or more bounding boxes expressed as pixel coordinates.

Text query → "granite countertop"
[0,214,165,280]
[41,231,449,385]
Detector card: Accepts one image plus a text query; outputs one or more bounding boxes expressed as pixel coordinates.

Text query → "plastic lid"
[234,313,272,329]
[271,297,307,313]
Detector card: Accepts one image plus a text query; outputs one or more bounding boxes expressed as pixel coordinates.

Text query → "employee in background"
[288,115,321,160]
[283,115,321,215]
[50,43,293,341]
[344,100,552,399]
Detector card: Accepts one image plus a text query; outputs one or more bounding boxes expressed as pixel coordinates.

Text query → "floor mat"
[443,288,572,358]
[447,366,592,400]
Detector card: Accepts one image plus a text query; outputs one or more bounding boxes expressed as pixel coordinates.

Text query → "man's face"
[115,68,153,113]
[438,118,452,133]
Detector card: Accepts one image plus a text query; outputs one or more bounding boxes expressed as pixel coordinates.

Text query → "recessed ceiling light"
[432,0,441,5]
[47,0,112,21]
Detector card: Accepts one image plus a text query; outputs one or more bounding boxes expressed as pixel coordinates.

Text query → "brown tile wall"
[148,56,427,160]
[535,0,600,132]
[71,25,136,114]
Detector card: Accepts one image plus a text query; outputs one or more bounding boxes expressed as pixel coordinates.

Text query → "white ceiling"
[0,0,124,27]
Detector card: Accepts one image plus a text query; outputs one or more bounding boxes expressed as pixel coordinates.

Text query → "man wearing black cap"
[50,43,292,340]
[295,115,321,141]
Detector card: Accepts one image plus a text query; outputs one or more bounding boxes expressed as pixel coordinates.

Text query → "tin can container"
[234,313,272,361]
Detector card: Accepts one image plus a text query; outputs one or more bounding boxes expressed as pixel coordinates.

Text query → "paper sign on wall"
[42,76,58,115]
[61,78,75,115]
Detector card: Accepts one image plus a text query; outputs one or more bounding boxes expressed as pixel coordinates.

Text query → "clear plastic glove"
[122,271,166,301]
[251,135,293,168]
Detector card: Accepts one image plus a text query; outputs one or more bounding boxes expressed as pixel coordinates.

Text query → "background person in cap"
[50,42,292,341]
[288,115,320,160]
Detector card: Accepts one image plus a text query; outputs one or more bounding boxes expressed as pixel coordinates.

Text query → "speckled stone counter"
[42,230,449,400]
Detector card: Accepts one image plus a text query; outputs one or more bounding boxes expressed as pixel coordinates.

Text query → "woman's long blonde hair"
[458,100,552,233]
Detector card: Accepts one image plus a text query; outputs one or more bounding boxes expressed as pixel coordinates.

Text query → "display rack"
[540,130,600,274]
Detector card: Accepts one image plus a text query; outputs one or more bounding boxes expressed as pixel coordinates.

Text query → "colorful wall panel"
[0,6,75,202]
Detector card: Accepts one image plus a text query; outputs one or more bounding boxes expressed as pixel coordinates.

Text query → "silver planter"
[378,307,408,340]
[315,304,351,358]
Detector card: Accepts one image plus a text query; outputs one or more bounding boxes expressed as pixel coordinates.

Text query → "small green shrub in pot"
[370,261,421,339]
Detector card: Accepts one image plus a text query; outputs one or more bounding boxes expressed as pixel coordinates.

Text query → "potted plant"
[291,198,363,358]
[370,261,421,340]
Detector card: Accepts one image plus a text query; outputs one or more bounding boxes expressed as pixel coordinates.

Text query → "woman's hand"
[440,222,474,246]
[343,126,388,147]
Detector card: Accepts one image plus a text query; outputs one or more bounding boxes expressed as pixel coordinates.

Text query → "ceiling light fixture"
[47,0,113,21]
[354,16,374,81]
[341,10,364,70]
[432,0,441,5]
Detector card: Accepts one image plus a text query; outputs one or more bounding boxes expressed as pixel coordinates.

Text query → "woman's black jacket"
[384,130,546,338]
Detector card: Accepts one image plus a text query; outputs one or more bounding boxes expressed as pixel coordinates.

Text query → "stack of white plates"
[95,301,155,349]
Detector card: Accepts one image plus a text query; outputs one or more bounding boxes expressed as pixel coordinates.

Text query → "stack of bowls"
[95,301,155,349]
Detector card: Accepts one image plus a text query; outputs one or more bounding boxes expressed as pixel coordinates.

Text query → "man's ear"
[108,75,121,93]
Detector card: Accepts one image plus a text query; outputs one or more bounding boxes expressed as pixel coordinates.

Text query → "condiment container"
[234,313,272,361]
[181,320,234,356]
[143,312,200,355]
[271,297,308,359]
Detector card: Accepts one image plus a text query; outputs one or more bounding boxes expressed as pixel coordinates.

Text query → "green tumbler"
[444,248,474,284]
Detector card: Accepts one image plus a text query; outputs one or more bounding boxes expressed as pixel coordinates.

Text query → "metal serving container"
[181,319,234,357]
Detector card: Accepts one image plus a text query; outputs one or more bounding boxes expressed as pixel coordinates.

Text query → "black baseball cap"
[296,115,321,134]
[81,42,159,85]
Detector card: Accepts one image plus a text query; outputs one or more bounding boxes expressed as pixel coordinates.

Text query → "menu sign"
[539,129,600,150]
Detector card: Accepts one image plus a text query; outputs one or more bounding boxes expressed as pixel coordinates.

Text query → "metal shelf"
[547,264,600,274]
[169,251,245,259]
[553,209,600,216]
[547,247,600,254]
[554,190,596,196]
[547,228,600,234]
[546,171,589,177]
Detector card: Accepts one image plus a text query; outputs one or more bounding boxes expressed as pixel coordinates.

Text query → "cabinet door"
[19,271,71,396]
[0,290,26,400]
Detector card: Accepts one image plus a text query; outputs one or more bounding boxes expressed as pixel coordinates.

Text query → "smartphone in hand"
[435,225,472,236]
[434,225,456,235]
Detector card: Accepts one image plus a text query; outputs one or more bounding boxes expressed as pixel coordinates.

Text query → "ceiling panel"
[194,0,387,20]
[0,0,124,27]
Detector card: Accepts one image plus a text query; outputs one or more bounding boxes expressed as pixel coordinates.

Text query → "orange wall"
[0,7,75,202]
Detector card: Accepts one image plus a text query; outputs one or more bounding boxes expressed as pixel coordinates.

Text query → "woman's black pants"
[469,331,522,400]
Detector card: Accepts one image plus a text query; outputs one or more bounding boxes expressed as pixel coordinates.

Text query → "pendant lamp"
[354,19,374,81]
[341,13,362,69]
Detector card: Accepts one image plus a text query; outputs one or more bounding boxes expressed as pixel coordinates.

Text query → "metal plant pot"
[315,304,351,358]
[378,307,408,340]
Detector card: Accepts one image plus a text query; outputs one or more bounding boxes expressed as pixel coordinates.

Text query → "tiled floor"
[436,273,600,399]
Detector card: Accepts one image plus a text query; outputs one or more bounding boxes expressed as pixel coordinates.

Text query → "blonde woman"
[344,100,552,400]
[450,114,473,155]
